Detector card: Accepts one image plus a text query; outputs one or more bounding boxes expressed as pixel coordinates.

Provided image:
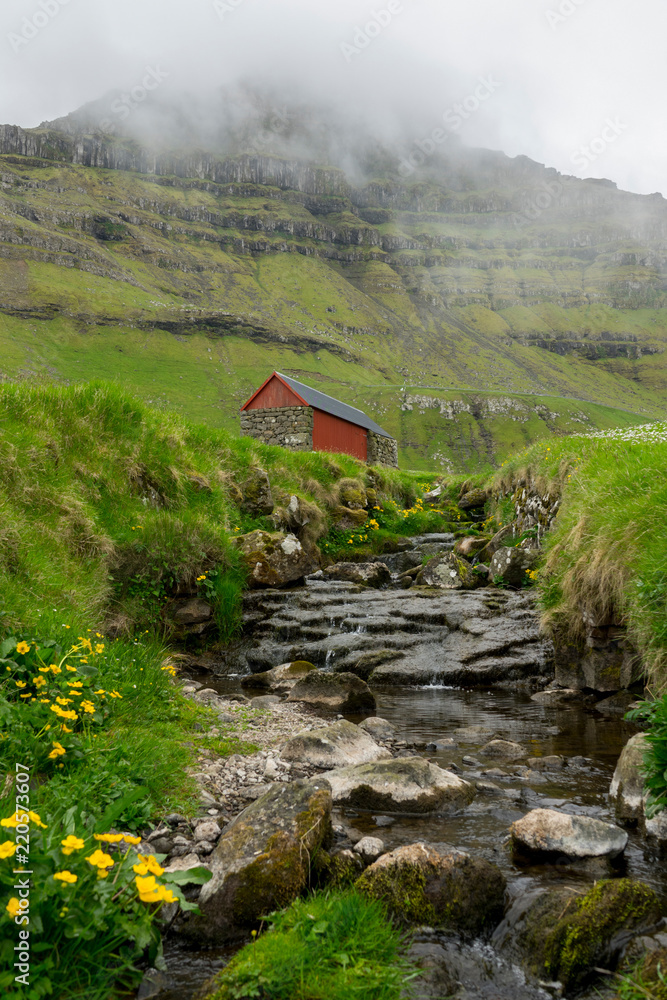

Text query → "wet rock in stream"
[323,757,476,814]
[243,579,554,687]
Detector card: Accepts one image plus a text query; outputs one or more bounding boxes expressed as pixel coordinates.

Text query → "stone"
[525,755,564,770]
[644,810,667,841]
[280,719,390,768]
[241,468,274,516]
[345,651,404,681]
[594,690,638,715]
[242,660,317,692]
[353,836,385,862]
[164,853,207,874]
[531,687,580,705]
[419,552,475,590]
[313,848,365,888]
[489,546,539,589]
[356,842,505,934]
[232,530,318,588]
[502,879,662,991]
[251,695,281,709]
[479,739,528,760]
[193,820,221,843]
[610,733,648,822]
[323,562,391,588]
[358,716,396,740]
[193,688,224,706]
[288,671,376,713]
[323,757,475,814]
[170,598,213,626]
[554,645,640,693]
[184,779,332,943]
[477,524,514,564]
[458,488,488,511]
[334,505,368,529]
[510,808,628,859]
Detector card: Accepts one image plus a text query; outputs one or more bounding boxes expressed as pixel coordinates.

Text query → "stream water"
[156,543,667,1000]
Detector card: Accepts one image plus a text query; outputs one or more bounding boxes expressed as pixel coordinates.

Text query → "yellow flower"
[122,835,142,846]
[53,871,77,884]
[16,642,30,655]
[29,811,47,829]
[135,874,163,902]
[50,665,62,675]
[61,724,73,733]
[95,644,105,654]
[85,849,114,870]
[108,691,123,699]
[6,898,21,918]
[65,665,78,673]
[34,676,47,689]
[56,697,72,706]
[61,835,85,855]
[133,855,164,877]
[39,698,50,704]
[50,705,78,721]
[0,841,17,859]
[80,700,96,714]
[67,680,83,688]
[94,689,106,696]
[14,680,26,689]
[158,886,177,904]
[38,666,50,673]
[48,742,66,760]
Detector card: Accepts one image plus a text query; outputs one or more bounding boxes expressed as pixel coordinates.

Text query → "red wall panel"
[313,409,368,462]
[245,377,305,410]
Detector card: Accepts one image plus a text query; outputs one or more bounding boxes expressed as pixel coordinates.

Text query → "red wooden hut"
[239,372,398,466]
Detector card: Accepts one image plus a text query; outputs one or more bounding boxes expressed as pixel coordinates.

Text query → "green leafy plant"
[208,890,419,1000]
[0,804,210,999]
[626,693,667,816]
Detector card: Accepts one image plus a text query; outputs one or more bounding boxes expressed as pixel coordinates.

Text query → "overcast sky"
[1,0,665,195]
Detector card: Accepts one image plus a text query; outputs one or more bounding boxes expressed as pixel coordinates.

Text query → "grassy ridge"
[491,423,667,683]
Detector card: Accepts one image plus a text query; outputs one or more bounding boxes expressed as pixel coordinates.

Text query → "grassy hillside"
[489,423,667,683]
[1,144,666,469]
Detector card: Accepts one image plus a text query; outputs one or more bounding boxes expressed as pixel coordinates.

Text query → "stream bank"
[143,547,665,1000]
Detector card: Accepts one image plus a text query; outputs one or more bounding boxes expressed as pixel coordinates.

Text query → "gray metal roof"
[276,373,393,439]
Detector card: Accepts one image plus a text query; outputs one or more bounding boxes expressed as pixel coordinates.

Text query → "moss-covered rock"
[338,479,367,510]
[355,842,506,935]
[458,488,489,511]
[241,468,274,516]
[231,529,318,587]
[419,552,476,590]
[512,879,663,990]
[323,757,475,814]
[334,505,368,529]
[182,779,332,944]
[312,848,365,889]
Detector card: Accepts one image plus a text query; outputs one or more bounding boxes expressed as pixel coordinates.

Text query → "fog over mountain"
[1,0,666,195]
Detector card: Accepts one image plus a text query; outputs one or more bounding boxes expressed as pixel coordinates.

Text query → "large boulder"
[477,524,514,564]
[489,547,539,589]
[168,598,213,626]
[280,720,390,768]
[419,552,475,590]
[501,879,662,991]
[323,562,391,588]
[358,716,396,740]
[241,468,274,516]
[287,671,376,713]
[479,739,527,760]
[610,733,648,822]
[241,660,316,693]
[458,488,488,511]
[356,842,505,935]
[184,780,331,943]
[510,808,628,859]
[323,758,475,814]
[232,530,318,587]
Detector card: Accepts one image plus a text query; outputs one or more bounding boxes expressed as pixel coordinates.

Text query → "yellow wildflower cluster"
[135,874,177,905]
[1,811,47,829]
[94,832,142,846]
[61,835,85,855]
[161,665,177,678]
[48,742,66,760]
